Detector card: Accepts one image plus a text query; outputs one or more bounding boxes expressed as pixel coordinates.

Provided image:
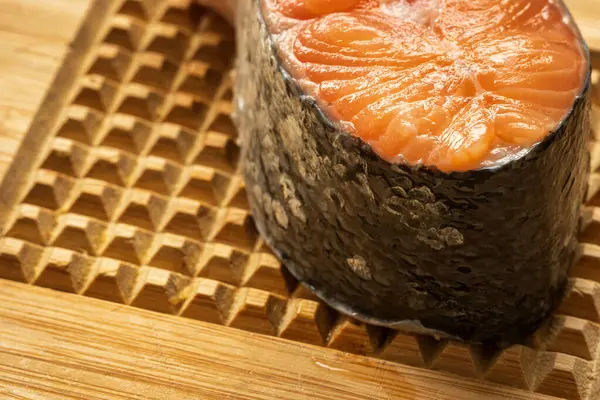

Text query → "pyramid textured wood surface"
[0,1,599,399]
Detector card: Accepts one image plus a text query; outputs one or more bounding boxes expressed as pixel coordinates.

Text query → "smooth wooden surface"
[0,279,559,400]
[0,0,94,181]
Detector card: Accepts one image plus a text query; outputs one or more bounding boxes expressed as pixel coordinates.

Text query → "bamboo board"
[0,1,600,399]
[0,279,560,400]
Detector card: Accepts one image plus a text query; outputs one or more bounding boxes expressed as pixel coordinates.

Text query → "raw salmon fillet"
[235,0,590,343]
[262,0,586,171]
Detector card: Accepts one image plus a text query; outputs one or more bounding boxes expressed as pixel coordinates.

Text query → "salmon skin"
[233,0,591,345]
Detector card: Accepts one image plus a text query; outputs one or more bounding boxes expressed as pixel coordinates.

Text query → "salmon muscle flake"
[262,0,586,172]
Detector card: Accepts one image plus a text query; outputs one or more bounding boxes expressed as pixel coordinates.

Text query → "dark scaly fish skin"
[233,0,592,345]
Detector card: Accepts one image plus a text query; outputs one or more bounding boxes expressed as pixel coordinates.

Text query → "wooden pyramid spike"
[194,132,238,174]
[162,198,216,240]
[162,92,209,132]
[223,176,249,210]
[485,344,594,399]
[116,151,140,187]
[99,183,126,221]
[139,0,171,22]
[484,345,533,390]
[162,160,185,195]
[378,331,445,369]
[533,315,600,361]
[527,352,594,400]
[224,287,279,336]
[34,249,96,294]
[428,340,481,378]
[291,282,321,302]
[51,214,108,256]
[197,243,248,286]
[207,113,236,138]
[40,138,87,178]
[100,114,152,155]
[326,315,384,355]
[179,240,206,276]
[83,258,129,303]
[211,208,258,252]
[470,342,509,377]
[113,262,144,304]
[144,22,189,64]
[573,243,600,284]
[69,139,97,178]
[89,42,134,83]
[147,122,187,163]
[132,52,178,92]
[242,252,294,296]
[580,208,600,244]
[0,238,45,283]
[97,115,136,155]
[117,0,148,22]
[580,206,595,236]
[104,13,146,53]
[22,170,77,212]
[116,82,164,123]
[179,62,224,103]
[5,204,57,246]
[101,224,153,265]
[178,278,234,324]
[68,252,99,294]
[178,165,228,206]
[117,189,167,231]
[146,233,200,274]
[273,298,331,346]
[71,75,118,114]
[84,148,130,186]
[56,105,105,145]
[167,124,197,163]
[34,248,80,293]
[130,267,190,314]
[68,180,118,222]
[559,278,600,323]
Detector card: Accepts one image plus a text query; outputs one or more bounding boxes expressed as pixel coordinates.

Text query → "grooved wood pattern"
[0,1,599,399]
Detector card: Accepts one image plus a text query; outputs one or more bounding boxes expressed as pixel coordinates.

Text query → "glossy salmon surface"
[262,0,587,171]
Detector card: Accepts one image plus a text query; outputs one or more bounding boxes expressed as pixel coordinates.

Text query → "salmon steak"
[232,0,591,344]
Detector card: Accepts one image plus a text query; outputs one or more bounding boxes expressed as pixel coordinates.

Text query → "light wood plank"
[0,280,560,400]
[0,0,94,181]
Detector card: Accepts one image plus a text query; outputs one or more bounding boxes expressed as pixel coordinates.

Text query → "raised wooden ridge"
[0,1,600,399]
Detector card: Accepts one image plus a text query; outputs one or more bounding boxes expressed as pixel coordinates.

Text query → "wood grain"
[0,279,560,400]
[0,0,94,181]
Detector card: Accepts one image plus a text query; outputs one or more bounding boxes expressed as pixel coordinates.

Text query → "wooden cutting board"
[0,1,599,399]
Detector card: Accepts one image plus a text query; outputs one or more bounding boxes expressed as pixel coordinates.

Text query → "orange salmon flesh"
[261,0,587,172]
